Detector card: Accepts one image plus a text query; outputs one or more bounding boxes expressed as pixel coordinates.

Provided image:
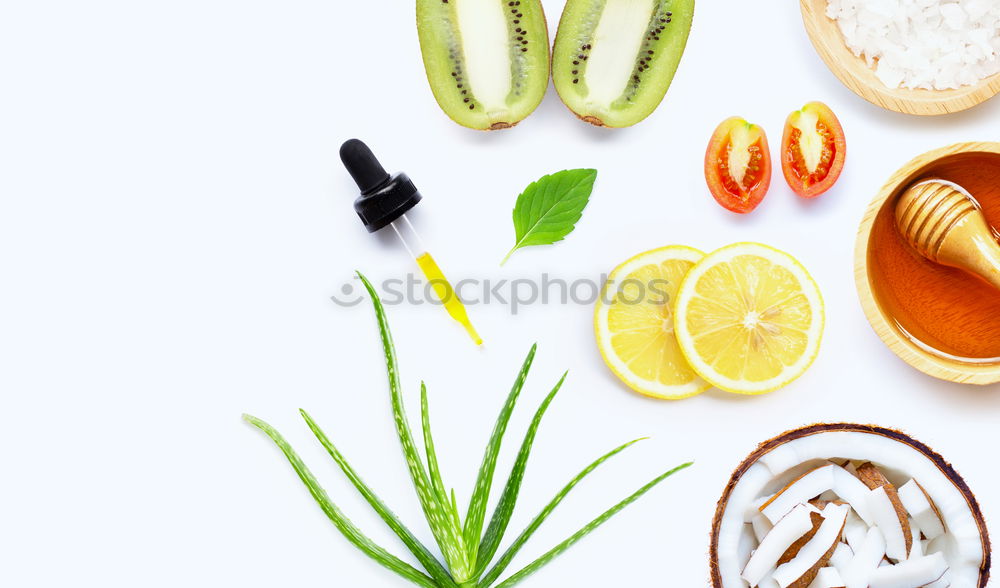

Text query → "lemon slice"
[674,242,824,395]
[595,246,711,399]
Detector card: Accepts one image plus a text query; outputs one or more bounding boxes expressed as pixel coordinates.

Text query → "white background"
[2,1,999,586]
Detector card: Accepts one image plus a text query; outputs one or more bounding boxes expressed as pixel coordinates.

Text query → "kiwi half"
[553,0,694,127]
[416,0,550,130]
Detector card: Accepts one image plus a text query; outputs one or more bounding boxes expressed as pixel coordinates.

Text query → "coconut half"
[709,424,990,588]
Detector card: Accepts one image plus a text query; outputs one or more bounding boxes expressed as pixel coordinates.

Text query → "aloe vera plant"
[244,272,692,587]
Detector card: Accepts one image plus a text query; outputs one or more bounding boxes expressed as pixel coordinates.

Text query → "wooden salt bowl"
[855,142,1000,385]
[800,0,1000,115]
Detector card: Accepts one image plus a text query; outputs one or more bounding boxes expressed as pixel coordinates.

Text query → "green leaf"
[242,414,438,588]
[463,344,537,565]
[474,373,566,576]
[299,409,458,588]
[501,169,598,265]
[420,383,462,532]
[491,461,694,588]
[479,438,647,587]
[357,272,471,581]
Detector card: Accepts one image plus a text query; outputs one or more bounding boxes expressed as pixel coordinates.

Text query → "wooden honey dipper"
[895,179,1000,291]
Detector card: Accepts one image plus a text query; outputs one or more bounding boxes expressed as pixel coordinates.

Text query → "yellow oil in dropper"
[340,138,482,345]
[391,217,482,345]
[417,254,482,345]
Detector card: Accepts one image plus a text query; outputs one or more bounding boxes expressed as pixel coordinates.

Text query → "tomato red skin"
[781,102,846,199]
[704,117,772,214]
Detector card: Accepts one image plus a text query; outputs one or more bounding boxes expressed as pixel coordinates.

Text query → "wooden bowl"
[855,142,1000,385]
[800,0,1000,115]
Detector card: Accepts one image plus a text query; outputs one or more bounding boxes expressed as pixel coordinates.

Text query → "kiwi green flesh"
[417,0,549,130]
[553,0,694,128]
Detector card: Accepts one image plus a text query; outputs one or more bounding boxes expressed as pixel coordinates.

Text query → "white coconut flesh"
[829,542,854,574]
[898,480,946,540]
[716,431,984,587]
[843,527,887,587]
[810,567,845,588]
[868,486,908,562]
[742,504,818,586]
[869,552,948,588]
[453,0,512,113]
[579,0,656,110]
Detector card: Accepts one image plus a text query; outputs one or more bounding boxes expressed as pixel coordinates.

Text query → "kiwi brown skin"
[708,423,991,588]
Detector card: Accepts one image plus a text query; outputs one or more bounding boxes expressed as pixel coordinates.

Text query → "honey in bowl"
[868,151,1000,362]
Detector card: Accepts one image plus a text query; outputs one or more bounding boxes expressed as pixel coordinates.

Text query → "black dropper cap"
[340,139,422,233]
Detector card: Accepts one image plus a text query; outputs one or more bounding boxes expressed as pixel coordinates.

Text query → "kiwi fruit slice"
[416,0,550,130]
[553,0,694,128]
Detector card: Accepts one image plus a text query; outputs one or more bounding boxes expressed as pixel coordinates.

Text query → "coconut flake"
[898,479,946,540]
[743,504,817,586]
[829,542,854,574]
[808,567,846,588]
[752,514,775,543]
[868,486,909,561]
[826,0,1000,90]
[832,465,875,525]
[773,504,850,587]
[923,568,952,587]
[761,466,836,524]
[843,510,868,552]
[842,527,886,588]
[868,552,949,587]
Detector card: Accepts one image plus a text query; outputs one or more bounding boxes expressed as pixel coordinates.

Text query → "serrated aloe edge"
[244,272,692,588]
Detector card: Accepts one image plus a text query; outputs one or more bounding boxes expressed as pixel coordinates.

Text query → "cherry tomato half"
[781,101,846,199]
[704,117,772,214]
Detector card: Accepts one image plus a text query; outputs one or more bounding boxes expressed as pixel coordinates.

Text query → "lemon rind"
[673,242,825,395]
[595,245,711,400]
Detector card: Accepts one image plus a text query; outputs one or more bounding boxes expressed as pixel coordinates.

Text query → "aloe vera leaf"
[421,383,463,534]
[357,272,471,579]
[474,373,566,575]
[299,409,458,588]
[420,383,450,508]
[449,489,462,533]
[243,414,438,588]
[490,461,694,588]
[463,344,537,562]
[479,438,647,587]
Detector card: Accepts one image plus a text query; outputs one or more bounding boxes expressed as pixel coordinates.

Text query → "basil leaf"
[501,168,597,265]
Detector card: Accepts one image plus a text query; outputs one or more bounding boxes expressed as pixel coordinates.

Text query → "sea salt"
[826,0,1000,90]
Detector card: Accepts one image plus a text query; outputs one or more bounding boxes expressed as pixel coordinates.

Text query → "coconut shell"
[708,423,991,588]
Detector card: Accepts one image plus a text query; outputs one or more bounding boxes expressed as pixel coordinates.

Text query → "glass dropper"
[339,139,482,346]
